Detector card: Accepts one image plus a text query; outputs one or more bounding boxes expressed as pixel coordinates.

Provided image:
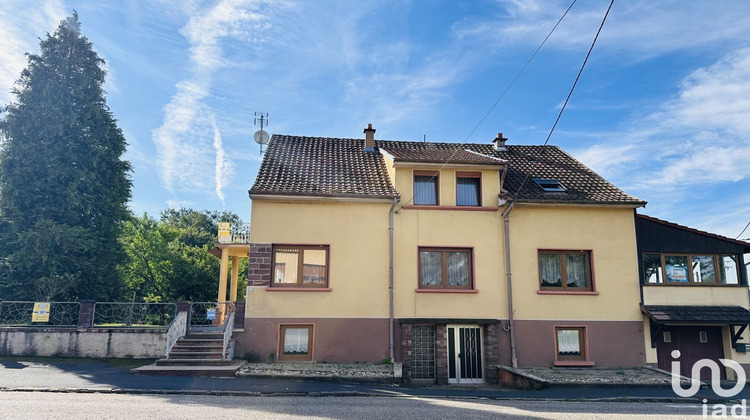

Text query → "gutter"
[388,197,399,361]
[502,199,518,368]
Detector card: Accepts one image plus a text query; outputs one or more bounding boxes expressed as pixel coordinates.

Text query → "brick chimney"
[493,132,508,152]
[364,123,376,152]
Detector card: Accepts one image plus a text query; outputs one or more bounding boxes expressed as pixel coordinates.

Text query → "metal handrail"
[165,311,188,358]
[222,310,235,359]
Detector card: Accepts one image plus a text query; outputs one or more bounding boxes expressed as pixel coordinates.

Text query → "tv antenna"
[253,112,269,154]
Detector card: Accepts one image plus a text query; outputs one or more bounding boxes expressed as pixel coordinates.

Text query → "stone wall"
[0,328,167,358]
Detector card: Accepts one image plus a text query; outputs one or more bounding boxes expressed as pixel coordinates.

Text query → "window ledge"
[537,290,599,295]
[416,289,478,294]
[402,205,498,212]
[553,360,595,367]
[642,283,742,287]
[266,287,332,292]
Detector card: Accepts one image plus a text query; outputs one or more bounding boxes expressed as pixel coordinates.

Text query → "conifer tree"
[0,13,131,300]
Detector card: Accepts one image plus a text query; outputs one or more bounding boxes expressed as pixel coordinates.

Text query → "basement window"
[533,178,566,192]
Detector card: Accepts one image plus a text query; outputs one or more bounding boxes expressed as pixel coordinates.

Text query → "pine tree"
[0,13,131,301]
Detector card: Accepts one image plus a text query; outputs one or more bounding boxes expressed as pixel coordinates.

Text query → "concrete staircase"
[131,331,243,377]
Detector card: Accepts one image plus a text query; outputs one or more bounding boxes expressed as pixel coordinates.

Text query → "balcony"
[217,223,251,244]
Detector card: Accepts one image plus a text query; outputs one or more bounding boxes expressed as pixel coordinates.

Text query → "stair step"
[167,352,225,359]
[156,358,232,366]
[171,345,225,351]
[184,333,223,340]
[132,360,244,377]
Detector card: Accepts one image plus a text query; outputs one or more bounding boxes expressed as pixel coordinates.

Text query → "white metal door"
[447,325,484,384]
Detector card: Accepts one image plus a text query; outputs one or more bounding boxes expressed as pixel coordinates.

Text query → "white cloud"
[152,0,270,202]
[212,118,233,207]
[454,1,750,60]
[571,47,750,237]
[0,0,65,104]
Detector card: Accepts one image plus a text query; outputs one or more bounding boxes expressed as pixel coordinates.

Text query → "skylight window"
[533,178,566,192]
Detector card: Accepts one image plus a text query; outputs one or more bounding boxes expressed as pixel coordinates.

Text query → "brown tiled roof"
[249,135,398,199]
[381,141,506,165]
[641,305,750,325]
[249,134,645,205]
[380,141,645,205]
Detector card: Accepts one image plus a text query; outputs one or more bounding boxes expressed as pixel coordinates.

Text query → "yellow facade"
[643,286,750,307]
[509,205,642,321]
[248,199,392,319]
[248,167,645,323]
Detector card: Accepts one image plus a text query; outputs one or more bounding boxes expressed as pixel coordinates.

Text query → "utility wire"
[513,0,615,197]
[401,0,578,206]
[736,220,750,240]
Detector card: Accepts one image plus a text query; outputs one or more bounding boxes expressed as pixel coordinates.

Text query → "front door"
[447,325,484,384]
[656,325,726,380]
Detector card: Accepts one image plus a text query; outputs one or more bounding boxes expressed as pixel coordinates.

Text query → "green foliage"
[118,209,246,302]
[0,13,131,301]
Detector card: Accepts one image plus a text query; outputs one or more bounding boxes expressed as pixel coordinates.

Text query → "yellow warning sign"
[32,302,51,322]
[218,222,231,241]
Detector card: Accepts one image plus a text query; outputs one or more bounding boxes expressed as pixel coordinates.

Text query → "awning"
[641,305,750,348]
[641,305,750,325]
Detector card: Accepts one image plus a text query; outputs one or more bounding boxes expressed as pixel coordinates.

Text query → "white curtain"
[420,251,442,285]
[447,252,469,286]
[557,329,581,355]
[539,254,561,287]
[284,328,309,354]
[565,254,588,288]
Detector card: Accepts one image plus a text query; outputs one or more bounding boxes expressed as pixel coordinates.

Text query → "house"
[636,214,750,379]
[236,125,648,384]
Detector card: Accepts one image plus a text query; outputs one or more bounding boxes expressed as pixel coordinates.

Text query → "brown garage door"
[656,326,725,380]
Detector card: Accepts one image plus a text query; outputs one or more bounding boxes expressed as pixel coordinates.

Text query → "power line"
[401,0,578,206]
[514,0,615,197]
[737,220,750,240]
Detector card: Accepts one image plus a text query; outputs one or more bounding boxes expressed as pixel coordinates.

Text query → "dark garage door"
[656,326,725,380]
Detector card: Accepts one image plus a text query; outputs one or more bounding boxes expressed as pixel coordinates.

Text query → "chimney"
[364,123,376,152]
[493,132,508,152]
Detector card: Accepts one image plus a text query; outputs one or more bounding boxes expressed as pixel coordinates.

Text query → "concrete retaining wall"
[0,328,167,358]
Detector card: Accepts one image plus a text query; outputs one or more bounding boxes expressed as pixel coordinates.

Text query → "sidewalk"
[0,357,746,403]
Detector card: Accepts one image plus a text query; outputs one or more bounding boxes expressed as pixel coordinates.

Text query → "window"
[456,172,481,206]
[554,327,589,364]
[533,178,566,192]
[641,253,740,285]
[414,171,439,205]
[539,250,592,291]
[279,325,313,361]
[419,247,473,289]
[272,245,329,287]
[663,331,672,343]
[699,331,708,343]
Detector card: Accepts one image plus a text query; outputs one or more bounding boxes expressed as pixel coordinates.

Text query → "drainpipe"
[502,200,518,368]
[389,197,399,361]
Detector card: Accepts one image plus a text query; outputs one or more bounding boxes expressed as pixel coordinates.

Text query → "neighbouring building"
[636,214,750,379]
[235,125,652,385]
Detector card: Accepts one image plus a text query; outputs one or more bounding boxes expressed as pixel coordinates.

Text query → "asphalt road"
[0,393,710,419]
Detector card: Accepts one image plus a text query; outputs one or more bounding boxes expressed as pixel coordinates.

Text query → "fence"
[0,301,80,327]
[93,302,176,328]
[0,300,244,331]
[189,301,235,327]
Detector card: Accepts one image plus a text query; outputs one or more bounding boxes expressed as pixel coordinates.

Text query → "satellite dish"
[254,129,269,145]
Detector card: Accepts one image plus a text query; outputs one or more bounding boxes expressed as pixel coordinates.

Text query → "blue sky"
[2,0,750,240]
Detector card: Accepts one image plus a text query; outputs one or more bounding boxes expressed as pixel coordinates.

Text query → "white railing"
[218,223,251,244]
[222,310,235,360]
[165,311,187,358]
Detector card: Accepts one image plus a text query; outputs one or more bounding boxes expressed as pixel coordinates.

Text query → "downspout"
[388,197,399,361]
[502,199,518,368]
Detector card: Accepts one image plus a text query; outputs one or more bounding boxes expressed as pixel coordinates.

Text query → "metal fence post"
[77,300,95,329]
